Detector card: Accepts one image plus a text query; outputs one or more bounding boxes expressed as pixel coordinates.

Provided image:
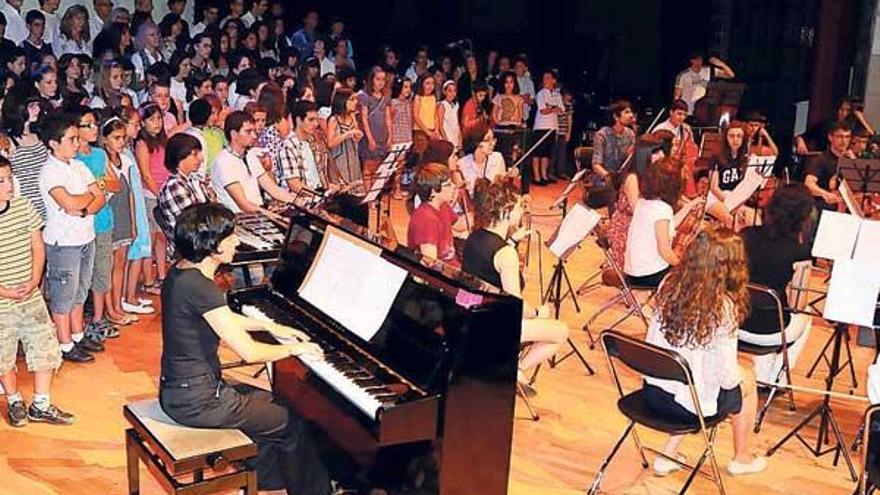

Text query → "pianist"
[158,202,334,495]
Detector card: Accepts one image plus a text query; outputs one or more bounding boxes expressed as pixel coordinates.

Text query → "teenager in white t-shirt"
[673,52,736,114]
[210,111,295,213]
[624,158,682,287]
[530,70,564,185]
[37,114,107,363]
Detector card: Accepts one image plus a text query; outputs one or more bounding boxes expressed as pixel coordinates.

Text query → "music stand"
[360,143,411,235]
[540,202,601,376]
[838,158,880,212]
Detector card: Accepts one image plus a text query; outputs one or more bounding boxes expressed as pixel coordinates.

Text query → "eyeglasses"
[78,122,98,129]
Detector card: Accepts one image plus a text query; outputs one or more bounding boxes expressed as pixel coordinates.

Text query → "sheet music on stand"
[811,210,880,326]
[360,142,411,205]
[545,203,601,259]
[550,169,589,209]
[298,225,408,342]
[705,155,775,211]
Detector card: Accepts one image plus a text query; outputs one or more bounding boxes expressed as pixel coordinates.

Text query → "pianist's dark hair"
[412,162,450,203]
[174,203,236,263]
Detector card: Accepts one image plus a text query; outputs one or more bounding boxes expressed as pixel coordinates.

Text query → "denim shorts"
[45,241,96,314]
[91,232,113,293]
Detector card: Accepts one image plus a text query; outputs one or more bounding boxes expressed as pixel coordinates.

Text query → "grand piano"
[226,205,522,494]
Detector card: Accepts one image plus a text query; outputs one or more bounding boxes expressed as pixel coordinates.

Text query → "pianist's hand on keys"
[267,323,311,344]
[284,342,324,360]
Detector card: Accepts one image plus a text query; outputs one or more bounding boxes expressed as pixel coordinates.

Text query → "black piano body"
[227,207,522,494]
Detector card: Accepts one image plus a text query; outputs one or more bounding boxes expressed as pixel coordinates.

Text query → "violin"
[672,196,707,258]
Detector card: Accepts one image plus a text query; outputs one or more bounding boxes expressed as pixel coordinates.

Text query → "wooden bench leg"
[245,469,258,495]
[125,429,140,495]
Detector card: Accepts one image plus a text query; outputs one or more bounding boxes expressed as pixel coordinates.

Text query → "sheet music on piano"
[298,225,408,342]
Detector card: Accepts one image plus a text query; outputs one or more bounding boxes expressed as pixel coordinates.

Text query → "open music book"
[298,226,408,342]
[360,142,411,205]
[545,203,601,259]
[812,211,880,326]
[811,210,880,263]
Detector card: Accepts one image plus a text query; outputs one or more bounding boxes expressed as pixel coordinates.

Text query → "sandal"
[107,314,138,326]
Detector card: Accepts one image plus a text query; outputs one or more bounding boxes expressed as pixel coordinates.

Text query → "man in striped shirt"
[0,157,73,427]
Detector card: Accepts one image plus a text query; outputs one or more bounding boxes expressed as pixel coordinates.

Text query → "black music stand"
[539,198,598,376]
[838,158,880,212]
[766,322,858,481]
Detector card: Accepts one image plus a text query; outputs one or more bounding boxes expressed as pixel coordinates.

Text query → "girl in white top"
[456,127,511,196]
[645,226,766,477]
[437,80,461,151]
[624,157,681,287]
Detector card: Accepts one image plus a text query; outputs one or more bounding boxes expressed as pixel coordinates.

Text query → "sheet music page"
[811,210,861,260]
[723,165,765,211]
[855,219,880,264]
[298,226,408,342]
[547,203,601,258]
[838,179,865,218]
[823,258,880,327]
[748,155,776,177]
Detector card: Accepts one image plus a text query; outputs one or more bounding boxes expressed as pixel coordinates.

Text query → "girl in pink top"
[134,102,169,294]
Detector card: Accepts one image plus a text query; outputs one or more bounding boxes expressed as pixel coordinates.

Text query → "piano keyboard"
[241,304,397,419]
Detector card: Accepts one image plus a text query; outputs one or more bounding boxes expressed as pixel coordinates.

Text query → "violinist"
[804,121,852,214]
[461,177,568,396]
[407,162,469,265]
[623,157,682,288]
[456,125,512,197]
[607,134,667,266]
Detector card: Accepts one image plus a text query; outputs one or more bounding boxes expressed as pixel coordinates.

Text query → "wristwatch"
[97,178,107,191]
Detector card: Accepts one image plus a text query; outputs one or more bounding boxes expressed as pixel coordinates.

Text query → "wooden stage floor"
[0,182,873,495]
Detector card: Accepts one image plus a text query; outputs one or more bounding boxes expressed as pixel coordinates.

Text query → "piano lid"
[269,205,521,393]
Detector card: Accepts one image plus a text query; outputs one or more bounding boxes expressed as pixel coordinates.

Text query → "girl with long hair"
[358,66,392,175]
[645,226,766,477]
[57,54,85,97]
[462,177,568,394]
[436,80,461,151]
[327,88,364,187]
[461,81,493,135]
[101,116,140,326]
[53,5,91,57]
[412,73,438,138]
[91,60,126,110]
[134,102,169,297]
[120,105,154,314]
[708,121,750,228]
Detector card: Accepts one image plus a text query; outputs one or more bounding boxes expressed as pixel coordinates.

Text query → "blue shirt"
[77,147,114,234]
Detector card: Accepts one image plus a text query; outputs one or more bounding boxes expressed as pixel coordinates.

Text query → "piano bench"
[123,399,258,495]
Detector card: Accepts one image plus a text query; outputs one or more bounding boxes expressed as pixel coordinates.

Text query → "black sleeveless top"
[712,151,747,191]
[462,229,509,289]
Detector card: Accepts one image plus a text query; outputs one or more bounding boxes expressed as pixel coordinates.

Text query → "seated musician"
[462,177,568,395]
[407,162,468,264]
[456,125,511,197]
[739,184,813,385]
[623,157,682,288]
[607,134,667,266]
[804,121,852,218]
[706,121,749,228]
[743,111,779,157]
[591,99,636,188]
[654,100,695,151]
[158,203,335,495]
[210,110,297,214]
[277,100,368,226]
[157,133,216,255]
[645,226,766,477]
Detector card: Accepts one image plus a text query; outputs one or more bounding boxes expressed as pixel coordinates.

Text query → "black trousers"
[159,374,331,495]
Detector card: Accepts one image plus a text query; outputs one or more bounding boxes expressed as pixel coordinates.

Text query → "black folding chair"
[737,284,797,432]
[589,330,729,495]
[859,404,880,495]
[582,229,655,349]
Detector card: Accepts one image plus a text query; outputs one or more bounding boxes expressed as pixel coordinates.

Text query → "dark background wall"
[207,0,874,152]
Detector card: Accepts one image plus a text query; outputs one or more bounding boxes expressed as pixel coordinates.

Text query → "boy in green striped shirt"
[0,157,73,427]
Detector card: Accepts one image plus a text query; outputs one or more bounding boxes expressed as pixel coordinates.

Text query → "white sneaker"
[122,300,155,314]
[137,298,154,306]
[653,453,688,477]
[727,456,767,476]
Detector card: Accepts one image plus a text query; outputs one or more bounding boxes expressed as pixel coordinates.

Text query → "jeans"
[159,374,331,495]
[45,241,96,314]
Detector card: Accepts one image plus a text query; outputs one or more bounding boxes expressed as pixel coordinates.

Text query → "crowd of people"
[1,0,879,493]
